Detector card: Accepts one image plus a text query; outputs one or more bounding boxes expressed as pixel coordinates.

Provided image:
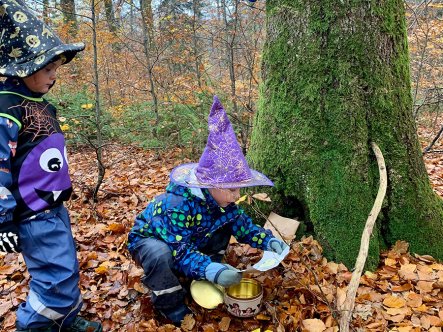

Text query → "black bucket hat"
[0,0,85,78]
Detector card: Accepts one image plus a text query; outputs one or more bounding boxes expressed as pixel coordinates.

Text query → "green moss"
[249,0,443,270]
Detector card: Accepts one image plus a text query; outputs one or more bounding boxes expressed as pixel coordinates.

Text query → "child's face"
[22,59,63,94]
[208,188,241,207]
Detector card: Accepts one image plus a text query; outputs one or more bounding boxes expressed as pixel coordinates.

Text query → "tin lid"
[190,280,224,309]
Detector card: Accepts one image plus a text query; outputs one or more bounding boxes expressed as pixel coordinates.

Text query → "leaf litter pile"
[1,126,443,331]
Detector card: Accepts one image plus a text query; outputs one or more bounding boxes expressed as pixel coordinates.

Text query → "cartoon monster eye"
[39,148,64,173]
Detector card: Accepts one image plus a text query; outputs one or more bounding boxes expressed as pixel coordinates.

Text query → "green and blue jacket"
[127,183,275,280]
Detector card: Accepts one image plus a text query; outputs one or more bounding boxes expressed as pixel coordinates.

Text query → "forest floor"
[2,115,443,332]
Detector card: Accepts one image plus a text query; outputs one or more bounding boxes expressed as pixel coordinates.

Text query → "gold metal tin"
[224,278,263,318]
[225,278,262,299]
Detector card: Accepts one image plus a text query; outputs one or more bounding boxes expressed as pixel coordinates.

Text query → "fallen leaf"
[416,281,434,293]
[414,254,435,263]
[235,195,248,205]
[218,316,231,331]
[383,295,406,308]
[391,283,413,292]
[391,240,409,254]
[95,264,109,275]
[181,314,195,331]
[385,258,397,266]
[0,301,13,317]
[0,265,15,275]
[399,264,417,280]
[252,193,272,202]
[301,318,326,332]
[406,292,423,308]
[108,223,126,234]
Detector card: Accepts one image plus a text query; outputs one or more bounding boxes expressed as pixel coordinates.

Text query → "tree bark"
[91,0,105,202]
[140,0,159,137]
[60,0,78,32]
[248,0,443,269]
[104,0,118,33]
[221,0,245,152]
[42,0,49,24]
[192,0,203,89]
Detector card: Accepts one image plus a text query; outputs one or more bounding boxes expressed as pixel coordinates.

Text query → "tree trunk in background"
[140,0,159,137]
[104,0,118,33]
[91,0,106,202]
[129,0,135,34]
[60,0,78,32]
[248,0,443,269]
[42,0,49,24]
[221,0,245,152]
[192,0,203,89]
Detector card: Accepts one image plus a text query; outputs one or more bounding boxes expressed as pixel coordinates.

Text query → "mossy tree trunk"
[248,0,443,269]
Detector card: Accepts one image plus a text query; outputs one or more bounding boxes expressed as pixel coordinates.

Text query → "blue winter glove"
[205,263,242,287]
[267,238,288,255]
[0,222,21,253]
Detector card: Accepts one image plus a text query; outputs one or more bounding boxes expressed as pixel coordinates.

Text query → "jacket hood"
[2,77,45,98]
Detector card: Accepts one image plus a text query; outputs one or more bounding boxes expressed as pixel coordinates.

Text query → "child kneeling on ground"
[127,96,288,325]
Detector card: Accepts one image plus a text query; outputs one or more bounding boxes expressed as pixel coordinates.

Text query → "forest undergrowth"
[1,114,443,331]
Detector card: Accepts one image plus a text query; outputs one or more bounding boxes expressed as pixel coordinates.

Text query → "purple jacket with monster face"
[0,78,72,223]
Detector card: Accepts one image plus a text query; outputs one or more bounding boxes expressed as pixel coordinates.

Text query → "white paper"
[241,245,290,273]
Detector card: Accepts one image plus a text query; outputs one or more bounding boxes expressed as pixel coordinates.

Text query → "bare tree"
[104,0,118,33]
[91,0,106,202]
[60,0,78,31]
[140,0,159,137]
[42,0,50,23]
[191,0,204,89]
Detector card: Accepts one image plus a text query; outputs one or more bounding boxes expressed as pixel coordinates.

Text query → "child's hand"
[0,221,21,253]
[205,263,242,287]
[267,238,288,255]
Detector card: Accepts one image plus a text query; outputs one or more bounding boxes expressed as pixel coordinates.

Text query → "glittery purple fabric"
[195,96,252,185]
[169,96,273,188]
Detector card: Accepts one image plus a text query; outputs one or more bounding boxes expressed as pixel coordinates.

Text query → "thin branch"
[339,142,387,332]
[423,125,443,153]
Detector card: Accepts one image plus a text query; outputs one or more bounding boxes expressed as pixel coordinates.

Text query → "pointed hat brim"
[170,163,274,189]
[0,42,85,78]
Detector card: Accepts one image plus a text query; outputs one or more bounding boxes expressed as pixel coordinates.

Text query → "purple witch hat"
[170,96,274,188]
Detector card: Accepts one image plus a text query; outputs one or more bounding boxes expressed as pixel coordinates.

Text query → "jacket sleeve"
[231,208,274,250]
[0,116,19,224]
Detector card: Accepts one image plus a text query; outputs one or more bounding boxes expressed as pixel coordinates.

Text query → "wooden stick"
[339,142,387,331]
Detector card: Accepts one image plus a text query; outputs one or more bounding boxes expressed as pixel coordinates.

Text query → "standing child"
[0,1,102,331]
[127,96,288,325]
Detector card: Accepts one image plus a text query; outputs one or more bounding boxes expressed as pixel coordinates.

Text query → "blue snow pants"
[130,223,231,311]
[16,205,82,330]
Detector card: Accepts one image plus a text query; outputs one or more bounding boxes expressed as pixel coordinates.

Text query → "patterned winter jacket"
[127,182,275,280]
[0,78,72,223]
